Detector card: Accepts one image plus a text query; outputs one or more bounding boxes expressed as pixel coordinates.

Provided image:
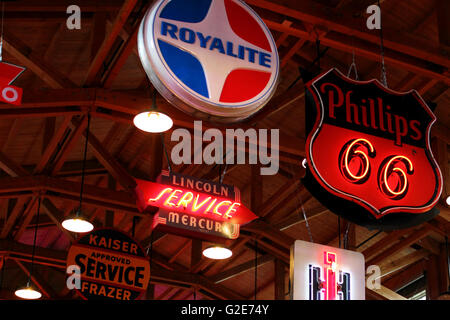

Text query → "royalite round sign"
[138,0,279,122]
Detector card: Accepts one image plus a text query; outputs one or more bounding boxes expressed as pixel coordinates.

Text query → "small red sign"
[0,61,25,105]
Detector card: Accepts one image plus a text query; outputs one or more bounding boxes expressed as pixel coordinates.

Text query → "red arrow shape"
[134,178,258,226]
[0,61,26,85]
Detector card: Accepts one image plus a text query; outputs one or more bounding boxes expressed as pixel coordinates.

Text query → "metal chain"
[0,2,4,62]
[347,41,359,80]
[161,133,172,172]
[378,0,388,87]
[28,196,42,286]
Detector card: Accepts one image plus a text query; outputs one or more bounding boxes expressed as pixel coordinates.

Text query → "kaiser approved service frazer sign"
[67,228,150,300]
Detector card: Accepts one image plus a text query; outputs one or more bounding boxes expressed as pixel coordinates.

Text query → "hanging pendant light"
[15,196,42,300]
[133,90,173,133]
[62,114,94,233]
[202,245,232,260]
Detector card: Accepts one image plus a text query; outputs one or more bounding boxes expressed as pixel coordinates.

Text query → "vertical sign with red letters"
[290,240,365,300]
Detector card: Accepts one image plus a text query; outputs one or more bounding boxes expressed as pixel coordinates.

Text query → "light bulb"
[15,286,42,300]
[302,158,307,168]
[446,196,450,206]
[133,111,173,133]
[202,246,232,260]
[62,217,94,233]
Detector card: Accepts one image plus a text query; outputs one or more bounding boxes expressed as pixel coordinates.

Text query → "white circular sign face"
[138,0,279,122]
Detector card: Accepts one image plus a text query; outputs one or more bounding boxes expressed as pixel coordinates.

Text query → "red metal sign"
[0,61,25,105]
[303,69,442,230]
[134,172,258,241]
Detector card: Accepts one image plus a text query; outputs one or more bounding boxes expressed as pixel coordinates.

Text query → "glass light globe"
[302,158,307,168]
[202,246,232,260]
[62,217,94,233]
[446,196,450,206]
[15,286,42,300]
[133,111,173,133]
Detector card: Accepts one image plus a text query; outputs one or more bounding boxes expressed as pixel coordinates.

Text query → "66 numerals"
[339,139,414,199]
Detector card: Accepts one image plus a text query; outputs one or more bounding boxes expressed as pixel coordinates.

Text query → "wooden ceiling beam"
[3,33,75,89]
[210,254,274,284]
[264,19,450,84]
[0,197,29,239]
[368,226,433,266]
[34,116,73,174]
[72,118,137,190]
[0,151,29,177]
[249,0,450,70]
[41,198,75,242]
[13,194,40,241]
[436,0,450,50]
[361,228,412,260]
[0,176,138,214]
[378,249,429,279]
[102,2,151,89]
[366,285,408,300]
[383,260,425,292]
[84,0,139,86]
[51,116,88,176]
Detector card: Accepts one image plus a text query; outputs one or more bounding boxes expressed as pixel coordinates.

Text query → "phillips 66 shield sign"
[302,69,443,231]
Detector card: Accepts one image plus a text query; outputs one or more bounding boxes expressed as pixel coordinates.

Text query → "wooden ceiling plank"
[211,254,274,284]
[0,197,29,239]
[281,38,307,67]
[378,249,429,279]
[436,0,450,50]
[84,0,139,86]
[102,2,150,89]
[79,120,137,190]
[361,228,412,260]
[3,34,75,89]
[276,20,293,48]
[41,198,75,242]
[259,170,303,218]
[169,239,191,264]
[367,285,408,300]
[368,226,433,266]
[156,287,177,300]
[0,151,29,177]
[264,20,450,84]
[51,116,88,176]
[13,194,40,241]
[248,0,450,70]
[34,116,72,174]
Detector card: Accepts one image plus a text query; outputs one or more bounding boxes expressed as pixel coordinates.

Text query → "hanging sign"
[134,170,257,241]
[66,228,150,300]
[137,0,279,122]
[0,61,25,105]
[303,68,443,230]
[290,240,365,300]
